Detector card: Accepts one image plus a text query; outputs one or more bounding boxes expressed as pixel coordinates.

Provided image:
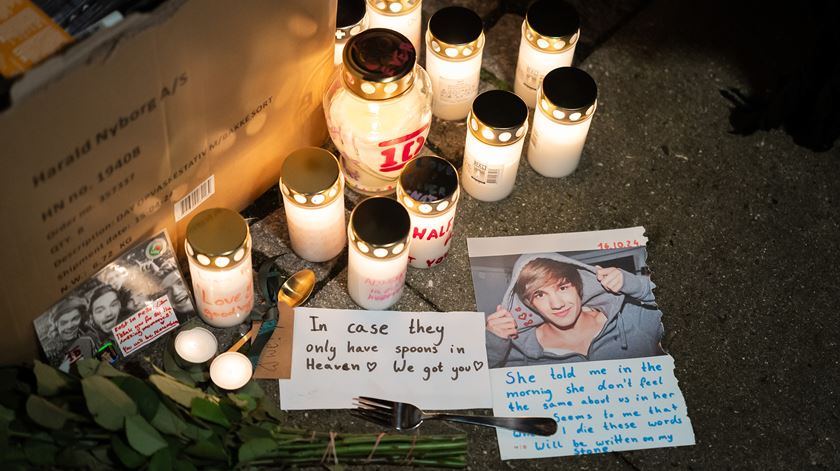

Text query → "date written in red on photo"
[598,240,642,250]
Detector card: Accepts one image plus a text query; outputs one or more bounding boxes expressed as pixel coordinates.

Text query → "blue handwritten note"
[112,295,180,356]
[490,356,694,459]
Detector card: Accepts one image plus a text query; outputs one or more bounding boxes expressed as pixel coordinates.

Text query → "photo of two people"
[470,243,665,369]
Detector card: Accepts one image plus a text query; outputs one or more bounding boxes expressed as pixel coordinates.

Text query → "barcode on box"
[174,175,215,222]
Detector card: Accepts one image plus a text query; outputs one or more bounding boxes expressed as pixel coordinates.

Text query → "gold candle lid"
[337,0,368,41]
[538,67,598,125]
[397,155,459,217]
[468,90,529,146]
[523,0,580,53]
[342,28,416,100]
[349,197,411,260]
[280,148,343,208]
[185,208,251,269]
[366,0,420,16]
[427,6,484,61]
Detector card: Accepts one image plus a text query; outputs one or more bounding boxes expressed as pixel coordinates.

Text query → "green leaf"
[149,446,174,471]
[0,403,14,423]
[25,395,86,430]
[111,435,146,469]
[111,376,160,420]
[163,349,196,386]
[190,397,231,427]
[95,360,130,378]
[228,393,257,413]
[33,360,76,396]
[24,441,58,465]
[150,401,186,436]
[148,374,205,408]
[234,381,265,399]
[184,435,227,461]
[75,359,100,378]
[56,448,108,469]
[238,437,279,462]
[174,460,198,471]
[237,424,272,442]
[82,376,137,431]
[90,445,115,466]
[125,414,168,456]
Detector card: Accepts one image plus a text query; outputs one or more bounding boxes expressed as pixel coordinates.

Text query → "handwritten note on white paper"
[278,307,491,410]
[491,356,695,459]
[112,295,180,356]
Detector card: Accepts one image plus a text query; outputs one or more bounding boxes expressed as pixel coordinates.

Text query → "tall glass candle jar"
[461,90,529,202]
[397,155,459,269]
[280,147,346,262]
[186,208,254,327]
[325,28,432,196]
[425,6,484,121]
[513,0,580,108]
[528,67,598,177]
[335,0,368,66]
[347,197,411,309]
[366,0,422,55]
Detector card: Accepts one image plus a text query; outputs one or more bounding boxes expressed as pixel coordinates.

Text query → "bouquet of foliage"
[0,358,467,469]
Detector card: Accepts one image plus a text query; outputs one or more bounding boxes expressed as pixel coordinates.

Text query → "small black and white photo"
[468,233,665,369]
[34,230,195,369]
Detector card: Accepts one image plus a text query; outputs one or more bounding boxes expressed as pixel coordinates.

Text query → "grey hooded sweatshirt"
[485,253,664,368]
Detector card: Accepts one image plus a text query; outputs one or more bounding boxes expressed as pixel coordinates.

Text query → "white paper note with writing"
[491,356,694,459]
[278,307,491,410]
[112,295,180,356]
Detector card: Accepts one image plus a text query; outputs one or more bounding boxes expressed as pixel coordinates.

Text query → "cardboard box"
[0,0,336,364]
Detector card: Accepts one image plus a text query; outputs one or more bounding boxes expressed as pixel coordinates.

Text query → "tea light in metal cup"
[528,67,598,177]
[425,6,484,121]
[335,0,368,65]
[280,148,346,262]
[347,197,411,309]
[366,0,422,54]
[209,351,252,390]
[174,327,218,364]
[461,90,529,202]
[513,0,580,108]
[185,208,254,328]
[397,155,459,269]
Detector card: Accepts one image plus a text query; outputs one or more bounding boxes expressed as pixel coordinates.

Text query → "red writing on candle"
[411,216,454,245]
[363,270,406,301]
[378,123,430,173]
[200,282,254,320]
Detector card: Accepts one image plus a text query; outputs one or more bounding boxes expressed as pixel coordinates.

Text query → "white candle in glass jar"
[209,352,252,390]
[335,0,368,65]
[397,155,459,268]
[347,197,411,309]
[185,208,254,328]
[325,28,432,195]
[280,148,346,262]
[528,67,598,177]
[461,90,529,202]
[425,6,484,121]
[366,0,422,54]
[513,0,580,108]
[174,327,218,363]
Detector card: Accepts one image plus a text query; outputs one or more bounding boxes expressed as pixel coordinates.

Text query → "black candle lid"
[429,7,482,45]
[539,67,598,124]
[397,156,459,215]
[469,90,529,146]
[337,0,367,28]
[524,0,580,53]
[343,28,416,100]
[350,197,411,258]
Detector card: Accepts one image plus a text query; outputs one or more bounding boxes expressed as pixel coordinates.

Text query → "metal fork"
[352,396,557,436]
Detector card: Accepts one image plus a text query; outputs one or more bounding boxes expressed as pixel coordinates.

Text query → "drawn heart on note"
[473,361,484,371]
[523,319,534,327]
[517,312,527,320]
[366,362,377,372]
[515,307,522,312]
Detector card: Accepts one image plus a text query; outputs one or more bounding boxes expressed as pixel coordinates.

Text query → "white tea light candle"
[186,208,254,328]
[325,28,432,195]
[366,0,422,54]
[209,352,252,390]
[347,197,411,309]
[397,155,459,268]
[280,148,346,262]
[513,0,580,108]
[425,6,484,121]
[528,67,598,177]
[461,90,529,202]
[174,327,218,364]
[335,0,368,65]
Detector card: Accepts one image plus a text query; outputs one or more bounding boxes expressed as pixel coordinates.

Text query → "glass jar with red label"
[324,28,433,196]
